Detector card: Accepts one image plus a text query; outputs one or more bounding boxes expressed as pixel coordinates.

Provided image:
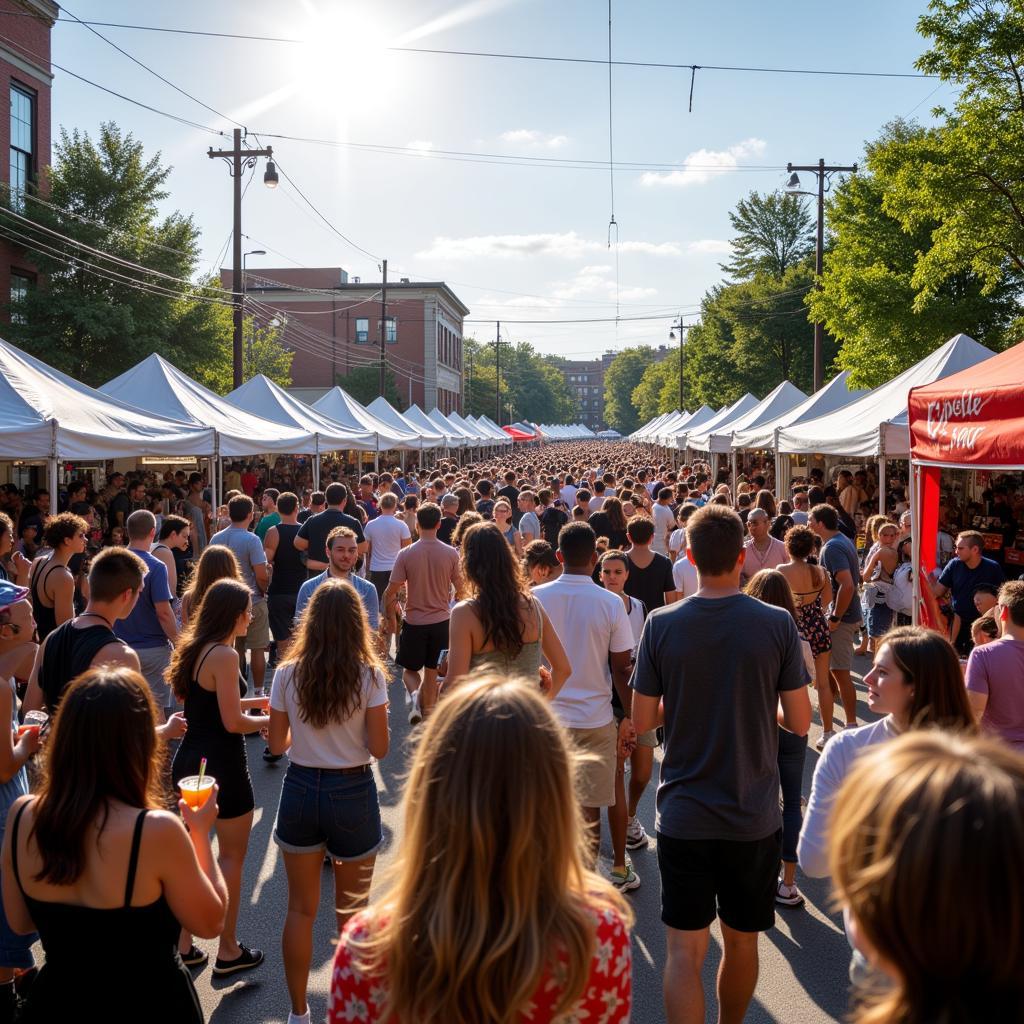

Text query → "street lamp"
[208,130,278,388]
[785,158,857,392]
[669,315,686,410]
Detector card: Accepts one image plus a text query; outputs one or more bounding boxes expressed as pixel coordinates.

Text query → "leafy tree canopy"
[339,365,403,408]
[603,346,658,433]
[721,191,815,280]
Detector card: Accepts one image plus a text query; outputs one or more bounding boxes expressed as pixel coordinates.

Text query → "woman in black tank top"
[2,667,227,1024]
[27,514,88,641]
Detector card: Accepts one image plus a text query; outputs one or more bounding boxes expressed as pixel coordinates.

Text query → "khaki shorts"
[829,620,861,672]
[614,707,659,748]
[246,599,270,651]
[568,722,618,808]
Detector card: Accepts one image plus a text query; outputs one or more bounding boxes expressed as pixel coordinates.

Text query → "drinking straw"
[198,757,207,788]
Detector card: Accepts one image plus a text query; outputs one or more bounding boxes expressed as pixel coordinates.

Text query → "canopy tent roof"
[427,408,479,446]
[657,406,716,447]
[777,334,993,458]
[691,381,807,454]
[313,387,420,451]
[364,397,445,450]
[101,353,312,457]
[228,375,377,452]
[0,338,216,460]
[476,414,514,443]
[403,403,465,447]
[732,371,868,451]
[446,409,491,445]
[629,411,679,442]
[597,429,622,439]
[649,409,693,445]
[674,394,758,451]
[503,425,535,442]
[509,420,539,438]
[909,340,1024,468]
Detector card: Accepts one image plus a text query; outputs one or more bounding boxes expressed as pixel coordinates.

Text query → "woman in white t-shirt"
[268,579,390,1024]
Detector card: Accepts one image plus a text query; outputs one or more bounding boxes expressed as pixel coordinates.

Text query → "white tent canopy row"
[688,381,808,455]
[536,424,597,440]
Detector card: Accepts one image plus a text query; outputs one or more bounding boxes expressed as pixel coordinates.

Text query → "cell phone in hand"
[436,648,449,670]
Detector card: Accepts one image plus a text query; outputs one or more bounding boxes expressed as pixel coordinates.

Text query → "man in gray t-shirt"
[209,494,270,698]
[631,504,810,1023]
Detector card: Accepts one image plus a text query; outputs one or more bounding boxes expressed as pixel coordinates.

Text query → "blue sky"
[46,0,951,359]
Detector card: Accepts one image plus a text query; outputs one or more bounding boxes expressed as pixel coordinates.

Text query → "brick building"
[224,267,469,413]
[0,0,56,315]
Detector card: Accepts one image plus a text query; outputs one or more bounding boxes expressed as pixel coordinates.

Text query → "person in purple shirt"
[966,580,1024,751]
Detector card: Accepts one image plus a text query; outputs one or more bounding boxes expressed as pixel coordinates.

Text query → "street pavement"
[131,655,873,1023]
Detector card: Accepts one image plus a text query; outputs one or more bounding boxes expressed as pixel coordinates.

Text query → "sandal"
[180,944,208,968]
[212,944,264,977]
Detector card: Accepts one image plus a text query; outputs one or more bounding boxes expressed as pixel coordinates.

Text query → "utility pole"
[495,321,501,424]
[208,129,276,389]
[786,158,857,392]
[669,315,686,410]
[379,258,388,398]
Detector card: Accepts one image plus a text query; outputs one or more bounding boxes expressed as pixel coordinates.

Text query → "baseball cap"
[0,580,29,608]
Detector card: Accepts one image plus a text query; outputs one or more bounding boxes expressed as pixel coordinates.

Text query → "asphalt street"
[73,655,874,1023]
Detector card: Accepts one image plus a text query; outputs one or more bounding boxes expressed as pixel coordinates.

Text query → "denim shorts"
[0,807,34,968]
[273,763,383,862]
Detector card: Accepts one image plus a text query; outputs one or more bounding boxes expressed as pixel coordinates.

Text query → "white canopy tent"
[365,397,445,451]
[692,381,807,455]
[102,354,313,458]
[672,395,758,451]
[446,409,491,446]
[313,387,420,453]
[476,414,514,445]
[427,408,480,448]
[629,412,674,442]
[656,406,716,447]
[467,415,512,446]
[403,404,465,448]
[0,338,216,499]
[776,334,993,511]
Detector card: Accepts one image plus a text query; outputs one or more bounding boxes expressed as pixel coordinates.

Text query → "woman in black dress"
[1,667,227,1023]
[168,579,270,976]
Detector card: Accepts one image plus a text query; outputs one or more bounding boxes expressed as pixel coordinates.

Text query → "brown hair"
[461,522,529,658]
[182,544,241,619]
[687,505,744,576]
[957,530,984,553]
[998,580,1024,627]
[602,496,627,532]
[971,612,1000,641]
[87,547,146,602]
[30,667,163,885]
[625,514,654,545]
[326,525,357,549]
[784,524,816,560]
[745,568,798,621]
[451,512,483,549]
[754,489,776,517]
[350,677,629,1022]
[286,579,382,727]
[42,512,87,550]
[167,578,251,701]
[227,494,254,523]
[830,731,1024,1024]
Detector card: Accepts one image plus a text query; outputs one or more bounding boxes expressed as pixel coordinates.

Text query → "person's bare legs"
[717,922,760,1024]
[419,667,439,716]
[814,652,833,732]
[281,851,322,1016]
[627,746,653,816]
[664,925,709,1024]
[402,668,421,697]
[831,668,859,728]
[214,811,255,961]
[608,758,627,872]
[332,854,377,932]
[581,805,601,867]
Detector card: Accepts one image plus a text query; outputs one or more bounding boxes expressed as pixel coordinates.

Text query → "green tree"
[603,347,657,433]
[2,123,234,385]
[721,191,815,280]
[195,315,294,392]
[339,365,402,407]
[631,358,674,423]
[809,120,1020,387]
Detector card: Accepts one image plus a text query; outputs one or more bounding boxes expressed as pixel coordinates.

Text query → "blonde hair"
[830,731,1024,1024]
[350,676,630,1022]
[864,514,888,544]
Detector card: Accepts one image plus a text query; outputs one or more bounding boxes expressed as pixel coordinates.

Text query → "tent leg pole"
[878,456,886,515]
[910,463,920,626]
[313,451,320,492]
[48,457,58,509]
[730,451,738,488]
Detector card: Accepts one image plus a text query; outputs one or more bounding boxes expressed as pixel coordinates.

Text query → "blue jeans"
[777,728,808,864]
[274,763,383,862]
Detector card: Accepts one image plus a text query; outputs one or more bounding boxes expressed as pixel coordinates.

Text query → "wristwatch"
[828,615,840,624]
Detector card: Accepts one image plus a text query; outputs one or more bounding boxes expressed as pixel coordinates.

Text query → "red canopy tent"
[908,340,1024,618]
[502,425,535,443]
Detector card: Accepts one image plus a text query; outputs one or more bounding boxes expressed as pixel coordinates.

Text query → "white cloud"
[407,139,434,151]
[641,137,767,187]
[550,265,658,302]
[687,239,732,254]
[500,129,570,149]
[415,231,680,261]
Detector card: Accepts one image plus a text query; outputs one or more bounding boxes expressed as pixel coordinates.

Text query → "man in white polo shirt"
[363,492,412,603]
[534,522,635,864]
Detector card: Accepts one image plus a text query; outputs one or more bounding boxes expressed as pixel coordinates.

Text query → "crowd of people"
[0,439,1019,1023]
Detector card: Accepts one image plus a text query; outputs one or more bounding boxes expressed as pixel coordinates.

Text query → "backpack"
[889,562,914,617]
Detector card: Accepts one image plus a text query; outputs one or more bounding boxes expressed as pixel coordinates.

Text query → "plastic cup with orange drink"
[178,774,215,810]
[16,710,48,740]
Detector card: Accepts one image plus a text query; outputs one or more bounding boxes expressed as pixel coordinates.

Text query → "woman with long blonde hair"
[178,544,242,626]
[830,731,1024,1024]
[328,676,632,1024]
[268,579,389,1024]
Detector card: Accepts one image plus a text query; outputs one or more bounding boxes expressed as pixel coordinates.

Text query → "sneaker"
[180,944,209,968]
[212,944,264,977]
[625,816,649,850]
[814,729,835,752]
[610,862,641,893]
[776,880,805,907]
[263,746,283,764]
[408,689,423,726]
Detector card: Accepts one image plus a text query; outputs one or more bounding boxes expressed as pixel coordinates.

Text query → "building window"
[9,85,33,211]
[10,268,32,323]
[355,317,369,343]
[384,316,397,343]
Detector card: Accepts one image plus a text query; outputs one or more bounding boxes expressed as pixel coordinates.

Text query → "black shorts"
[396,620,449,673]
[657,829,781,933]
[369,570,391,603]
[267,593,298,644]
